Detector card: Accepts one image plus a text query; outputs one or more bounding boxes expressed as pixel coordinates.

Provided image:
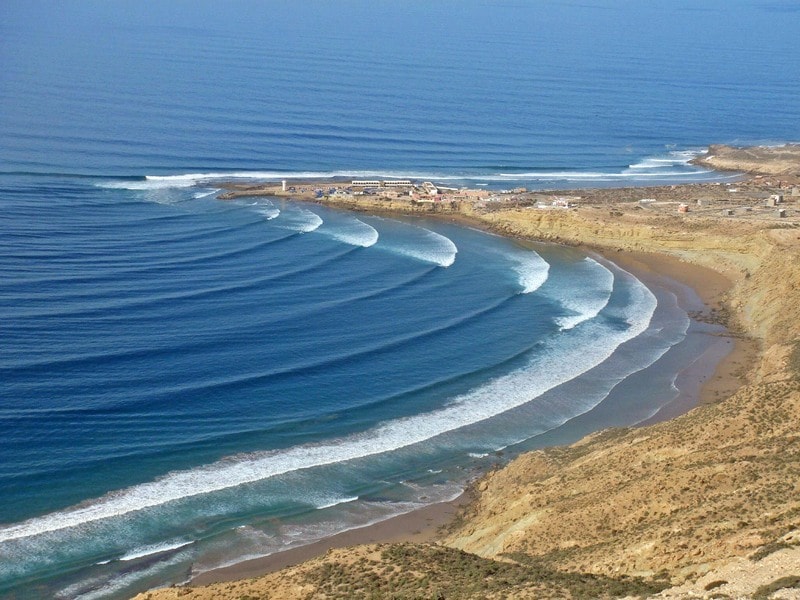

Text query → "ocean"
[1,1,798,598]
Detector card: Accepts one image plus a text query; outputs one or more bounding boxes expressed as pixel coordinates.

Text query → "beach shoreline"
[185,188,755,589]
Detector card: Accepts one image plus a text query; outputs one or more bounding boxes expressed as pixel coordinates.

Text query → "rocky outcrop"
[692,144,800,178]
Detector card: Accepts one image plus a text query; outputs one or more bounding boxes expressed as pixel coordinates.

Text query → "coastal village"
[218,145,800,225]
[220,176,800,222]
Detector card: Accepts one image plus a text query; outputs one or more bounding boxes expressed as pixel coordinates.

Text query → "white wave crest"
[118,539,194,562]
[498,170,705,180]
[256,207,281,220]
[192,189,220,199]
[627,149,703,170]
[321,218,379,247]
[0,267,655,545]
[279,208,323,233]
[96,179,197,191]
[509,251,550,294]
[97,169,440,191]
[315,496,360,510]
[93,150,724,193]
[555,257,614,330]
[388,227,458,267]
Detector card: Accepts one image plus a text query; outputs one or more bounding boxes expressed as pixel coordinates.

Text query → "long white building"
[351,179,413,187]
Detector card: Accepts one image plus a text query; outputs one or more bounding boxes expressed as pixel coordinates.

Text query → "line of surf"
[255,206,280,220]
[315,496,360,510]
[94,170,457,191]
[496,170,714,180]
[277,207,323,233]
[95,168,720,190]
[119,293,520,403]
[0,267,656,543]
[1,241,354,325]
[626,149,704,170]
[554,257,614,330]
[378,226,458,268]
[508,250,550,294]
[116,540,194,563]
[318,217,379,248]
[14,145,743,191]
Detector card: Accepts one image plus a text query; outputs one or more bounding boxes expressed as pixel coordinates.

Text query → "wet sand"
[608,250,757,423]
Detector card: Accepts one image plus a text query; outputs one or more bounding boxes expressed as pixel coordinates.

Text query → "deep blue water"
[1,1,798,598]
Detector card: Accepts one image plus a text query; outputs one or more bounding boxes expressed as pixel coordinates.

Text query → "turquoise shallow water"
[1,1,798,598]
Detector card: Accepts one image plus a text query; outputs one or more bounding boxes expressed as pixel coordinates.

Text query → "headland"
[134,145,800,599]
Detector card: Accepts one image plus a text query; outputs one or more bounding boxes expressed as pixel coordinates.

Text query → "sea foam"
[509,251,550,294]
[256,207,281,220]
[320,217,379,247]
[555,257,614,330]
[278,207,323,233]
[378,225,458,267]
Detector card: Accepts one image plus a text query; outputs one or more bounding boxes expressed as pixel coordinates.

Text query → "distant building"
[351,180,412,188]
[421,182,439,195]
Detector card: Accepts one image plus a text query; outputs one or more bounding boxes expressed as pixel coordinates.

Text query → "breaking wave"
[320,217,379,247]
[508,251,550,294]
[278,208,323,233]
[555,257,615,330]
[378,225,458,267]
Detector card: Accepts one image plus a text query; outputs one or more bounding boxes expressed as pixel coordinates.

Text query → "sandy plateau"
[135,145,800,600]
